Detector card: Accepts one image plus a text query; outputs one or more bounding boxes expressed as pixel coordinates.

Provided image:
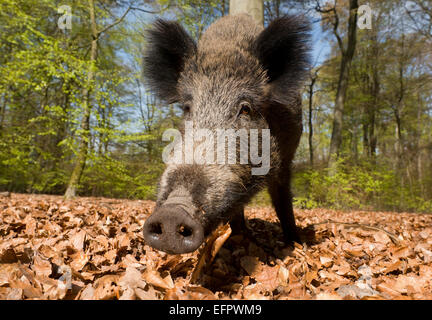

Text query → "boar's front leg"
[268,175,301,245]
[230,206,246,235]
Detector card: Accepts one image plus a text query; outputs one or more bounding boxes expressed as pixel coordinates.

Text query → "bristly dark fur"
[143,19,196,103]
[143,14,312,253]
[254,15,311,105]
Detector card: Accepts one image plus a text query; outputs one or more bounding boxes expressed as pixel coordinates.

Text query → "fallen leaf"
[92,275,119,300]
[240,256,261,277]
[142,269,174,290]
[381,260,406,274]
[69,251,89,272]
[254,265,280,292]
[33,256,52,277]
[373,232,391,245]
[190,223,231,283]
[69,230,86,251]
[319,255,333,268]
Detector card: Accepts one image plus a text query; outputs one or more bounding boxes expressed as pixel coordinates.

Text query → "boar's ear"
[143,19,196,103]
[254,16,311,104]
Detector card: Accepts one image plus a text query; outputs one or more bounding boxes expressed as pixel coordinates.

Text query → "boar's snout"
[143,205,204,254]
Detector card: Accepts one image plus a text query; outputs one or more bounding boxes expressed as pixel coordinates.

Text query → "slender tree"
[65,1,132,198]
[316,0,359,166]
[306,67,320,166]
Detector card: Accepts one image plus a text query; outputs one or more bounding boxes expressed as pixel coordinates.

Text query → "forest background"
[0,0,431,213]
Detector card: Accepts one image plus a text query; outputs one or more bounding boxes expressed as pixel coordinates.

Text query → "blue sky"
[311,20,331,66]
[113,4,332,134]
[127,6,331,69]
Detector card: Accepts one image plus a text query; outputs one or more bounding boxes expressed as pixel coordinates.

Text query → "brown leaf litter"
[0,193,431,300]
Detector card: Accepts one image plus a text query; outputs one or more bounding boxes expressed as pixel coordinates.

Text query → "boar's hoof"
[143,205,204,254]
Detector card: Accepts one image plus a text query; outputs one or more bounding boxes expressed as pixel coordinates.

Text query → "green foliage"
[79,155,161,199]
[0,0,430,215]
[0,0,166,199]
[249,189,272,207]
[292,158,432,213]
[167,0,226,39]
[292,196,319,210]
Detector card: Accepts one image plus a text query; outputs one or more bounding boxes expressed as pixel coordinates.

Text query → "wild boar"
[142,14,310,254]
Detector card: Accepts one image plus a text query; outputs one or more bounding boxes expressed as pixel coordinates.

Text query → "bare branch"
[97,5,132,37]
[130,6,164,14]
[332,8,344,53]
[314,0,344,53]
[311,220,400,244]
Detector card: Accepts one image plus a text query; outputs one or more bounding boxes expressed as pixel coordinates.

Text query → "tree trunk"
[308,94,314,167]
[393,48,405,172]
[416,92,425,196]
[229,0,264,26]
[0,93,6,133]
[328,0,359,166]
[369,68,378,158]
[362,116,369,157]
[394,107,403,163]
[352,125,359,162]
[369,32,379,158]
[307,72,318,166]
[64,0,98,199]
[363,67,378,159]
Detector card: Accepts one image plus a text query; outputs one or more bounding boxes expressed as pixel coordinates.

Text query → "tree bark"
[328,0,359,166]
[307,70,318,166]
[0,93,6,133]
[64,2,132,198]
[416,92,425,196]
[64,0,98,199]
[229,0,264,26]
[362,115,369,157]
[369,65,379,157]
[393,45,405,172]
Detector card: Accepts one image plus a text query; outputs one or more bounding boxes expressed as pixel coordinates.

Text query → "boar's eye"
[238,101,251,116]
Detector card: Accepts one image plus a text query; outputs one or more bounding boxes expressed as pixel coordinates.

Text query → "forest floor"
[0,193,431,300]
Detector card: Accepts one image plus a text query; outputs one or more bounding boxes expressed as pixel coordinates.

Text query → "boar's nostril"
[149,222,163,235]
[178,224,193,237]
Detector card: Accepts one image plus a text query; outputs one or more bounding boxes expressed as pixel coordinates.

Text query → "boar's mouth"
[143,203,205,254]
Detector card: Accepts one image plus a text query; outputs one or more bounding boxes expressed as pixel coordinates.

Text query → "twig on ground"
[311,220,400,244]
